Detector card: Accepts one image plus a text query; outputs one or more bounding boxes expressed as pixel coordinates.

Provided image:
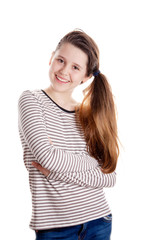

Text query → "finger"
[32,162,45,173]
[32,162,50,176]
[48,136,53,145]
[32,161,41,169]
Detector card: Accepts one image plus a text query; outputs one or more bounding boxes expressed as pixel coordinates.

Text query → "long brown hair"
[56,30,119,173]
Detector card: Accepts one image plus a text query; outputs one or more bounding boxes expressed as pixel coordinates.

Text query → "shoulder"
[18,89,43,108]
[19,89,42,98]
[18,89,42,101]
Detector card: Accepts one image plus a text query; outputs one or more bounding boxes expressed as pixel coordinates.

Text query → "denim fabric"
[35,214,112,240]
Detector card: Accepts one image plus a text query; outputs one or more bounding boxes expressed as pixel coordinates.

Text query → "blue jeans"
[35,214,112,240]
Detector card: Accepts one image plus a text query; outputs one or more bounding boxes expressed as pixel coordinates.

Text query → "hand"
[32,162,50,177]
[48,136,53,145]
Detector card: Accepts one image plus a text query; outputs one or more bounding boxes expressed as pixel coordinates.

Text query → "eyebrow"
[57,55,83,69]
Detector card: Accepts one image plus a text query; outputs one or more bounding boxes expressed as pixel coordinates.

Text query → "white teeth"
[56,76,69,83]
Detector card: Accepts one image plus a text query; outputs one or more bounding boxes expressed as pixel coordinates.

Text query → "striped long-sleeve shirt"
[18,89,116,230]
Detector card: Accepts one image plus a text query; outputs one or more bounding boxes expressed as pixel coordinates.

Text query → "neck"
[44,85,78,111]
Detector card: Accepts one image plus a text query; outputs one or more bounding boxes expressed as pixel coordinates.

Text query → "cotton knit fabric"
[18,89,116,230]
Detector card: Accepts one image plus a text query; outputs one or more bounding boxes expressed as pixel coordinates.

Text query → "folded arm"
[47,168,116,189]
[19,90,116,188]
[18,90,98,173]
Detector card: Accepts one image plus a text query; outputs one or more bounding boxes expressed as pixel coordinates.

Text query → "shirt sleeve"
[18,90,99,173]
[47,168,116,189]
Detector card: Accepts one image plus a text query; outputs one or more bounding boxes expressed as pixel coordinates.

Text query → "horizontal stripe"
[18,89,115,230]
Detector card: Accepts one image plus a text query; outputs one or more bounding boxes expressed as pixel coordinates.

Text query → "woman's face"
[49,43,90,94]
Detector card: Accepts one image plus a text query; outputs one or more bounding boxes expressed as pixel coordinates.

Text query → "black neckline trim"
[41,90,75,114]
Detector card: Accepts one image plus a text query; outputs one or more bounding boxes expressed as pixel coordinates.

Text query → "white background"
[0,0,160,239]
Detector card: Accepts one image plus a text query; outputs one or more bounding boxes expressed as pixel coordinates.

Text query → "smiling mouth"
[56,75,70,83]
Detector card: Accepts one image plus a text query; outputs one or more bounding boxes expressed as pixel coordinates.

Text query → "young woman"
[18,30,119,240]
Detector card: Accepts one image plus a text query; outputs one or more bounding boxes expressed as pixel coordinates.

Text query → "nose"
[59,64,70,76]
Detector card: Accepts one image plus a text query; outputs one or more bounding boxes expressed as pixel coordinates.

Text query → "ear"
[49,51,55,65]
[82,74,92,84]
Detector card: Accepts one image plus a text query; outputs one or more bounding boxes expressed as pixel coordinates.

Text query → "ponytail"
[56,30,119,173]
[77,73,119,173]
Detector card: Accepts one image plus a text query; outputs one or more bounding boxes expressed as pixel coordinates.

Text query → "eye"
[57,58,64,63]
[73,65,79,71]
